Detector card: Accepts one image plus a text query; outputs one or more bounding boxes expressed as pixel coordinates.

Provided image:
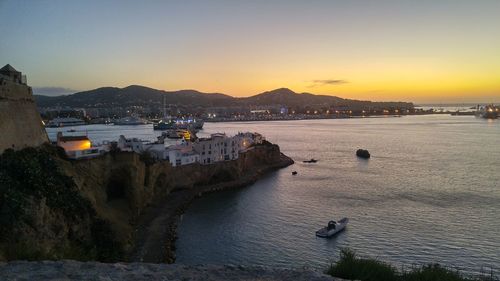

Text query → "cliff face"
[0,78,48,153]
[0,142,293,262]
[60,143,291,258]
[0,146,121,262]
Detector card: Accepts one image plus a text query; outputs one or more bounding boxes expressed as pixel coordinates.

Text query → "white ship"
[315,218,349,238]
[113,116,147,125]
[46,117,86,127]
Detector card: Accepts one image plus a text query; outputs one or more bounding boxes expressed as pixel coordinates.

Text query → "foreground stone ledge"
[0,261,341,281]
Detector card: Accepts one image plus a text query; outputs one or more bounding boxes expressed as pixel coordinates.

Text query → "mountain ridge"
[34,85,413,108]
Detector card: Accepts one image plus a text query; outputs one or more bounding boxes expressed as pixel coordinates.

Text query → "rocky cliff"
[0,142,293,263]
[0,76,48,153]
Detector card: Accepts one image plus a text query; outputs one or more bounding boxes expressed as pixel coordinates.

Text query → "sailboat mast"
[163,95,166,119]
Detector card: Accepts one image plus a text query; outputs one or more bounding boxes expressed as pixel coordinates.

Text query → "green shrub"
[402,264,468,281]
[327,248,399,281]
[327,249,498,281]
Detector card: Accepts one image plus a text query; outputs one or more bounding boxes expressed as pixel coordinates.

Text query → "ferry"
[475,105,498,119]
[46,117,86,127]
[315,218,349,238]
[113,116,147,125]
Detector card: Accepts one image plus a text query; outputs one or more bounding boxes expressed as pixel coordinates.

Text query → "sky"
[1,0,499,103]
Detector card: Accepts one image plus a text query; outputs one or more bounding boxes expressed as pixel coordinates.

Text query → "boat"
[153,118,177,130]
[316,218,349,238]
[154,96,205,130]
[113,116,147,125]
[475,105,498,119]
[153,118,204,130]
[46,117,86,127]
[292,171,298,175]
[303,158,318,163]
[165,129,187,139]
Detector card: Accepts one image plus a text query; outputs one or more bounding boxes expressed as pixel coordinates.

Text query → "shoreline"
[129,153,294,263]
[203,112,465,123]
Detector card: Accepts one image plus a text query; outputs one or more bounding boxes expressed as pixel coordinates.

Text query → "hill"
[35,85,235,108]
[34,86,413,109]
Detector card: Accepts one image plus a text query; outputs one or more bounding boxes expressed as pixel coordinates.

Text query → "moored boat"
[303,158,318,163]
[475,105,498,119]
[46,117,86,128]
[153,118,204,130]
[316,218,349,238]
[113,116,147,125]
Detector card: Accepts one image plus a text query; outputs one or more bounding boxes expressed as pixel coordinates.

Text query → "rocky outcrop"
[356,149,370,159]
[0,142,293,263]
[59,142,293,263]
[0,260,338,281]
[0,146,122,262]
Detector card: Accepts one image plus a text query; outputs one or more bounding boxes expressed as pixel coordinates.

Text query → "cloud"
[308,79,348,88]
[33,87,76,96]
[312,79,348,85]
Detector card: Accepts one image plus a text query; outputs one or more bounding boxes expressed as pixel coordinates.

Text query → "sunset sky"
[1,0,499,103]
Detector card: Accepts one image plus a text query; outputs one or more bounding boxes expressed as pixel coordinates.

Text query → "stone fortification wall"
[0,261,337,281]
[0,78,48,153]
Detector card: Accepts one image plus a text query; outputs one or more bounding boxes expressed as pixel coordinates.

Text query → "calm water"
[47,115,500,273]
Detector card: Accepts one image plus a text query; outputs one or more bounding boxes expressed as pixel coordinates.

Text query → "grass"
[327,249,498,281]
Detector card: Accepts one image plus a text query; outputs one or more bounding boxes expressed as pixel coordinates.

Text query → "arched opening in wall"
[106,170,130,201]
[154,172,168,191]
[208,169,237,185]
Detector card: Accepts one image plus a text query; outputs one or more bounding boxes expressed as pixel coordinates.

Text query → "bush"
[327,248,398,281]
[327,249,498,281]
[402,264,468,281]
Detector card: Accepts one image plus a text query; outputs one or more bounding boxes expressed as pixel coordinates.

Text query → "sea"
[46,114,500,274]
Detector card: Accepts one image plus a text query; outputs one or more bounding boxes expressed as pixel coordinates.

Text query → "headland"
[0,141,293,263]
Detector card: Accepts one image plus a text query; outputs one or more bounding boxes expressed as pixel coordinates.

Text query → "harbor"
[41,114,500,274]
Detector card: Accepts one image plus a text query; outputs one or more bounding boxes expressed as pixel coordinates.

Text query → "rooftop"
[0,64,19,73]
[58,135,90,142]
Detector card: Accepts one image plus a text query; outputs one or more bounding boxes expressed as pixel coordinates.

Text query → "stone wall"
[0,261,338,281]
[0,78,48,153]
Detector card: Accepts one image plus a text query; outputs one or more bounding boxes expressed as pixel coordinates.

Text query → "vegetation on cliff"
[0,146,123,261]
[327,249,497,281]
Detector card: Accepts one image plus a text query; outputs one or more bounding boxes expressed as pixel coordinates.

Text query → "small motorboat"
[303,158,318,163]
[316,218,349,238]
[292,171,298,175]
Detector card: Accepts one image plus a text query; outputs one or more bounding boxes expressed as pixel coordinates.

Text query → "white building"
[193,133,241,165]
[56,132,108,159]
[166,141,200,167]
[235,132,264,152]
[106,132,264,166]
[117,135,146,152]
[144,143,168,160]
